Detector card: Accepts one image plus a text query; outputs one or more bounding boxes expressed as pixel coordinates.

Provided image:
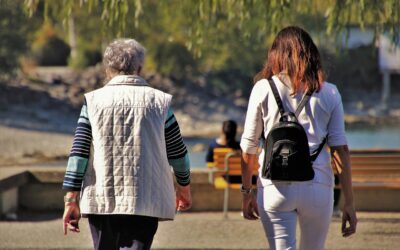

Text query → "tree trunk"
[68,14,77,61]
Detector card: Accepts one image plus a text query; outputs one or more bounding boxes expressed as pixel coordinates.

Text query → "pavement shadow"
[1,210,63,222]
[359,217,400,224]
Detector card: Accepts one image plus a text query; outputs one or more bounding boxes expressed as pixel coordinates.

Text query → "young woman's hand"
[242,193,259,220]
[341,203,357,237]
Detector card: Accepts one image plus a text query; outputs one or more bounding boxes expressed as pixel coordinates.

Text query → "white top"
[240,75,347,187]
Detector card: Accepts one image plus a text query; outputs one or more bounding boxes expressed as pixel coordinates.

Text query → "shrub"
[153,42,197,82]
[68,49,102,69]
[32,36,71,66]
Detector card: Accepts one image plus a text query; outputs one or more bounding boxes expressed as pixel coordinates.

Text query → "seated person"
[206,120,256,184]
[206,120,241,162]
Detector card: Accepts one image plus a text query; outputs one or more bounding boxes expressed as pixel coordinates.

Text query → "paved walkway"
[0,211,399,249]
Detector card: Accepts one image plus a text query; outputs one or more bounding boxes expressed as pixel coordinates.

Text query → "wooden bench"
[348,149,400,189]
[208,148,400,215]
[208,148,258,217]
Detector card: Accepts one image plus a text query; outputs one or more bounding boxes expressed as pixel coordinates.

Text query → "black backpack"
[261,79,326,181]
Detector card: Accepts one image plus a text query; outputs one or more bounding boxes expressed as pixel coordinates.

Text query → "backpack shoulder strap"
[310,137,327,162]
[268,79,285,116]
[295,90,314,117]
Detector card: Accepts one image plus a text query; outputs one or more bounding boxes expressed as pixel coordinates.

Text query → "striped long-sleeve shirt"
[62,100,190,191]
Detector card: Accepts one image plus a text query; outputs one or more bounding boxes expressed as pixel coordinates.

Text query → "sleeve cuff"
[176,179,191,186]
[240,141,259,155]
[62,185,82,192]
[327,135,348,147]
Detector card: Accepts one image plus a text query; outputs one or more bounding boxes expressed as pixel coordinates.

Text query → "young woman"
[240,26,357,250]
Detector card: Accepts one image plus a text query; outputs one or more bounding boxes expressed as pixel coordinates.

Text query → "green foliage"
[32,36,70,66]
[68,49,102,69]
[0,1,28,74]
[24,0,400,47]
[153,42,197,82]
[31,23,70,66]
[325,0,400,44]
[15,0,400,97]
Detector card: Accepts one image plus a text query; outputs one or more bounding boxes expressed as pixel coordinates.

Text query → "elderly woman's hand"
[176,184,192,211]
[63,192,81,235]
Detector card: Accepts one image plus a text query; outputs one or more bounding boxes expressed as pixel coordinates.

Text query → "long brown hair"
[222,120,237,146]
[258,26,325,94]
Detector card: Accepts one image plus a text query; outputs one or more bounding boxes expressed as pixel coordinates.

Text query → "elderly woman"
[62,39,192,250]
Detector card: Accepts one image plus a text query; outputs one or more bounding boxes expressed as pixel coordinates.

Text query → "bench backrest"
[211,148,400,179]
[350,149,400,177]
[213,148,258,175]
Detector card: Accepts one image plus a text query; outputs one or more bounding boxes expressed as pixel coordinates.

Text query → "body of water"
[185,125,400,168]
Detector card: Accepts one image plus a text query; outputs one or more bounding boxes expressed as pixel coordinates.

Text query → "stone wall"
[1,167,400,217]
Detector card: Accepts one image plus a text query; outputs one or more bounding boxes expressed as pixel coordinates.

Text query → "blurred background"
[1,0,399,168]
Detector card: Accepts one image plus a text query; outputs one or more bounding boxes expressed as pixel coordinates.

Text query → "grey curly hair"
[103,39,145,75]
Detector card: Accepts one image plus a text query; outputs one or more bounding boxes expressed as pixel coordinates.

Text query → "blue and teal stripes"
[62,104,191,191]
[63,157,89,190]
[62,101,92,191]
[165,108,190,186]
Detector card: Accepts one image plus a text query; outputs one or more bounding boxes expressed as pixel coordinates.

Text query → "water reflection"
[346,125,400,149]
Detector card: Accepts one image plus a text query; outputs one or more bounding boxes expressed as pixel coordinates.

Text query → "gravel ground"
[0,211,399,249]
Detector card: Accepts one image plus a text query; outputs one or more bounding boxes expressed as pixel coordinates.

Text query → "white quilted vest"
[80,75,175,220]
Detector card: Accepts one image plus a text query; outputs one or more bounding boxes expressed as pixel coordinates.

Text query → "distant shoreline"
[344,114,400,127]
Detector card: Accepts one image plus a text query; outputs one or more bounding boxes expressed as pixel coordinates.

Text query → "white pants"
[257,181,333,250]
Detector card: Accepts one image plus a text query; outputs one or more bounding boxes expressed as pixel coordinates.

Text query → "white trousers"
[257,181,333,250]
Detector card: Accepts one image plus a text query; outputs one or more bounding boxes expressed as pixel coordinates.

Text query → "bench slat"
[212,148,257,188]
